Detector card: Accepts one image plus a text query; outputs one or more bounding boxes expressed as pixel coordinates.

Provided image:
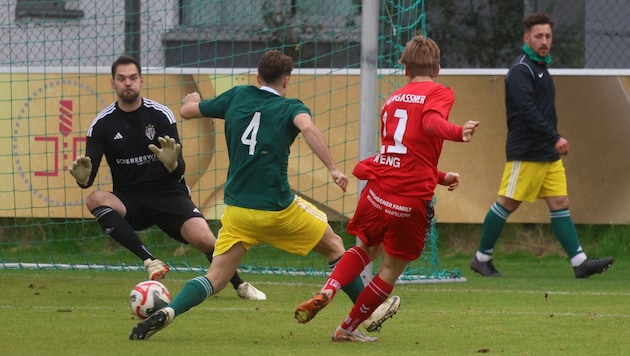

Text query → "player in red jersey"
[295,35,480,342]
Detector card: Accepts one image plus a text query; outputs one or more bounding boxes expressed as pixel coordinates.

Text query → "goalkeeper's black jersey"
[80,98,187,194]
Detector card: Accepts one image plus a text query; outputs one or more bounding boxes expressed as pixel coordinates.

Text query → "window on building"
[15,0,84,20]
[179,0,356,28]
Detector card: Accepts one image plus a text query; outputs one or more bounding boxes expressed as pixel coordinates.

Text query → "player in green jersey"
[129,50,399,340]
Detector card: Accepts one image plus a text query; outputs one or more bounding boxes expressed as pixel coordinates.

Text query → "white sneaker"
[236,282,267,300]
[144,259,169,281]
[332,326,378,342]
[362,295,400,332]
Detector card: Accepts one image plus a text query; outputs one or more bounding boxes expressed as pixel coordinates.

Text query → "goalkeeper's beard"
[119,90,140,104]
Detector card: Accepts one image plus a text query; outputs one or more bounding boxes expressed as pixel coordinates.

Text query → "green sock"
[477,202,510,255]
[329,256,364,303]
[169,276,214,316]
[341,277,364,303]
[550,209,583,258]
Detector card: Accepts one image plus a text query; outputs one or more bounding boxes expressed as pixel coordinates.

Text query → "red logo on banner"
[13,79,109,207]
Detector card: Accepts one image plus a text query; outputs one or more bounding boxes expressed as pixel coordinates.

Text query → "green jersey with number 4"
[198,85,311,211]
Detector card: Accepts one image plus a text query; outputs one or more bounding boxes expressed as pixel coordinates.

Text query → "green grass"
[1,222,628,354]
[1,254,628,355]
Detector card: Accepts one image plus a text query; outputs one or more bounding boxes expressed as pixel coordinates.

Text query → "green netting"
[0,0,471,283]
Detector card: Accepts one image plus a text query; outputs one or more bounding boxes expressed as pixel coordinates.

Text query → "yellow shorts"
[498,160,567,203]
[214,195,328,257]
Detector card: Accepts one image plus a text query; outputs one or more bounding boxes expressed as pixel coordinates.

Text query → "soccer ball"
[129,280,171,319]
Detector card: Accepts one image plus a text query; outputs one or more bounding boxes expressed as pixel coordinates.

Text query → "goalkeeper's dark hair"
[524,12,554,33]
[111,55,142,78]
[257,50,294,85]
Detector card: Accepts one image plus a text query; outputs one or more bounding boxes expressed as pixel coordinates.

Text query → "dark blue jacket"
[504,53,561,162]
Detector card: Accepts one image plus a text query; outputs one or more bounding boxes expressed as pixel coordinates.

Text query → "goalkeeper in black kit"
[69,55,265,300]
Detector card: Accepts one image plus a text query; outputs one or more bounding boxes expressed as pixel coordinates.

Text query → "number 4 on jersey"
[241,112,261,155]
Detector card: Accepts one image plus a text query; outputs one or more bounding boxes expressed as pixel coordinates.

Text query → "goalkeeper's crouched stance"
[70,55,266,302]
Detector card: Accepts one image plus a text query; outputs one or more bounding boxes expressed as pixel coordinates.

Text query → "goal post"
[358,0,464,284]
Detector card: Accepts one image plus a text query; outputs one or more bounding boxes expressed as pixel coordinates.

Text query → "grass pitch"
[1,255,628,355]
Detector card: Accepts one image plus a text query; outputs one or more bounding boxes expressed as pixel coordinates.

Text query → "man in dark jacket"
[469,13,614,279]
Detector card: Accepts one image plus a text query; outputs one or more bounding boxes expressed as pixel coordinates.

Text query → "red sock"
[322,246,370,299]
[341,274,393,331]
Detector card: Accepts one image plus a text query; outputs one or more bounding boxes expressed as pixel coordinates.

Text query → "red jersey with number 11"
[353,81,462,200]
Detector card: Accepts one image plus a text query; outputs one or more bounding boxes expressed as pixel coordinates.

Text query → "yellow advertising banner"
[3,71,630,223]
[1,72,361,220]
[2,74,113,218]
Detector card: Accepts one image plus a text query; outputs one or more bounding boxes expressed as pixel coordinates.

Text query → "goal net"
[0,0,464,283]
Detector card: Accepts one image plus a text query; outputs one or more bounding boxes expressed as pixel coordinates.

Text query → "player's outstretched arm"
[69,156,92,186]
[423,112,479,143]
[294,113,348,192]
[148,136,181,172]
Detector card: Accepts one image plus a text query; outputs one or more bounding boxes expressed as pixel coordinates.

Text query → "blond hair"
[398,36,441,78]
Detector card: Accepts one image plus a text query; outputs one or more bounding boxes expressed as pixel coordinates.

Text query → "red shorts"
[346,181,434,261]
